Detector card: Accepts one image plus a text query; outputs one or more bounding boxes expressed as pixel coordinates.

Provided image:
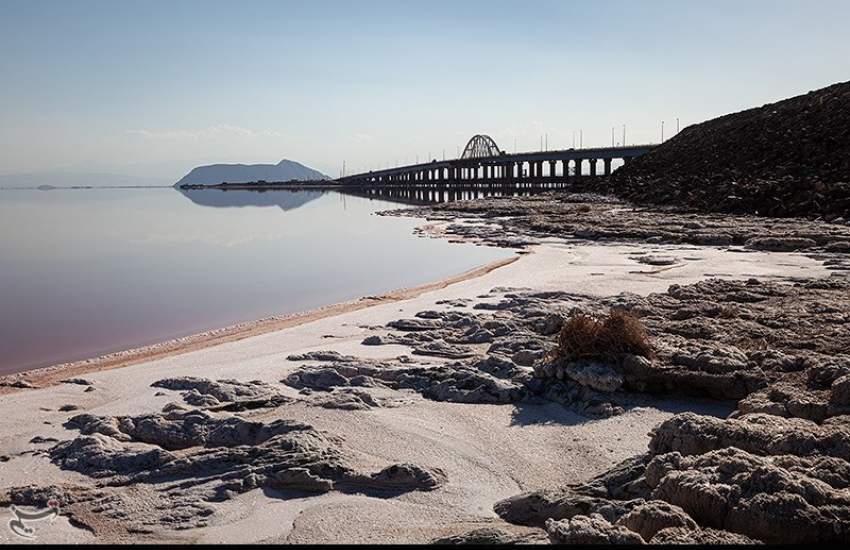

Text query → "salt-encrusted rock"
[494,488,643,527]
[532,313,564,336]
[284,368,350,392]
[61,378,94,386]
[0,380,37,389]
[738,382,830,422]
[650,526,762,544]
[456,326,495,344]
[387,318,442,332]
[50,409,446,532]
[431,526,547,545]
[646,447,850,544]
[287,350,357,362]
[268,467,334,493]
[312,389,381,410]
[745,236,817,252]
[616,500,697,541]
[365,463,446,491]
[50,433,175,478]
[649,412,850,460]
[826,240,850,253]
[283,361,526,405]
[563,360,625,393]
[831,374,850,407]
[151,377,291,410]
[413,341,478,359]
[511,349,543,367]
[545,514,645,545]
[66,409,311,451]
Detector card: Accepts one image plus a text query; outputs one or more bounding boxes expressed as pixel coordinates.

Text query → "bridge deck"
[339,144,655,184]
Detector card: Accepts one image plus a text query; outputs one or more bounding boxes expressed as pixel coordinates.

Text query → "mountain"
[0,171,170,189]
[596,80,850,219]
[174,159,330,186]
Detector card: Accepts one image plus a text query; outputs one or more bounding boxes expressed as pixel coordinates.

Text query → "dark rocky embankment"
[592,80,850,219]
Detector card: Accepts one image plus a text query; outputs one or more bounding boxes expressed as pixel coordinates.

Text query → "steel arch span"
[461,134,502,159]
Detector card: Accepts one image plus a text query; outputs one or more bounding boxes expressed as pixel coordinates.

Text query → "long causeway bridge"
[338,134,655,187]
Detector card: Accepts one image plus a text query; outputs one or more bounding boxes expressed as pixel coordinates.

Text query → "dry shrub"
[555,309,653,362]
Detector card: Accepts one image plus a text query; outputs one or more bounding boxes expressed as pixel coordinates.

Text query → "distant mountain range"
[0,171,170,189]
[174,159,330,186]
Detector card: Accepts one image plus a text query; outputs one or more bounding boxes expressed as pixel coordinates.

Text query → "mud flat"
[1,195,849,544]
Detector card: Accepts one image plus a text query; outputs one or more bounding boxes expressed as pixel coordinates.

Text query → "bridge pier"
[589,159,597,177]
[604,159,612,176]
[574,159,583,180]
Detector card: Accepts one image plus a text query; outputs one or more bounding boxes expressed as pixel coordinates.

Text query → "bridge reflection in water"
[338,181,562,206]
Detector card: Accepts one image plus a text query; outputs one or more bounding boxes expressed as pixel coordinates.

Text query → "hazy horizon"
[2,0,849,180]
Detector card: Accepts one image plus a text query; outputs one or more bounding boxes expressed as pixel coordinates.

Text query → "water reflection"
[0,187,511,375]
[338,184,557,206]
[177,188,326,211]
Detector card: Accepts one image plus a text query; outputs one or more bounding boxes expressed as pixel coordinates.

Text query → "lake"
[0,187,511,375]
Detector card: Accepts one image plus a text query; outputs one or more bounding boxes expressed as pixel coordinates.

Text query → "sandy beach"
[0,217,832,543]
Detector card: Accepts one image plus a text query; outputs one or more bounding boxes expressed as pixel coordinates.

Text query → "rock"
[494,488,643,527]
[825,241,850,253]
[283,361,526,405]
[313,389,381,411]
[511,349,544,367]
[563,360,625,393]
[533,314,564,336]
[268,468,334,493]
[59,404,79,412]
[650,527,763,544]
[361,335,384,346]
[635,255,678,266]
[431,527,547,545]
[545,514,645,545]
[0,380,37,389]
[649,412,850,460]
[29,436,60,444]
[151,377,289,410]
[365,463,446,491]
[387,318,442,332]
[61,378,94,386]
[830,374,850,407]
[66,409,312,451]
[617,500,697,540]
[745,237,817,252]
[286,350,356,362]
[413,341,478,359]
[646,447,850,544]
[284,368,350,392]
[50,433,176,478]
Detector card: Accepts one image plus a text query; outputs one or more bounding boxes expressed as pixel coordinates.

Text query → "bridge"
[338,134,655,187]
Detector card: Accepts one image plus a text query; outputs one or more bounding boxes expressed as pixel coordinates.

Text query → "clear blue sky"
[2,0,848,179]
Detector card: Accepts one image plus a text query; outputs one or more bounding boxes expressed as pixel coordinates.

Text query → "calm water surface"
[0,188,511,375]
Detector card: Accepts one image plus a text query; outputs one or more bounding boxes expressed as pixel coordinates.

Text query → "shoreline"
[0,254,520,394]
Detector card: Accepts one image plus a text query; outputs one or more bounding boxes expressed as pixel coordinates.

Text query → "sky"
[1,0,849,180]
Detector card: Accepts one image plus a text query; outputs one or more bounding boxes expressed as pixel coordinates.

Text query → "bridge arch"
[461,134,502,159]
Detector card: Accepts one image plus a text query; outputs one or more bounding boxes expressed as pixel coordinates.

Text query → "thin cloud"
[126,125,285,140]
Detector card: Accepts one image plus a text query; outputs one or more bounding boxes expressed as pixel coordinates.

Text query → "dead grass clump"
[555,309,653,362]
